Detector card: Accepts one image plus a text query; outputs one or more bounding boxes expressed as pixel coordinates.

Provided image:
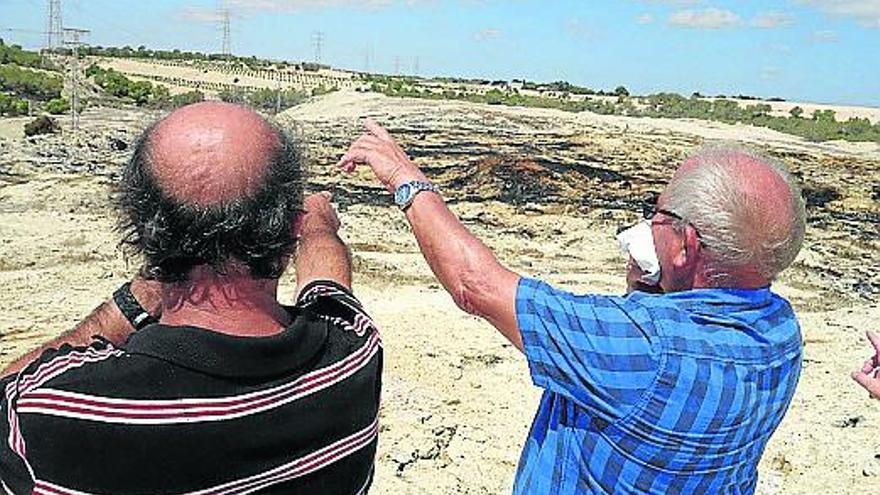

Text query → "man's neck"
[160,266,290,337]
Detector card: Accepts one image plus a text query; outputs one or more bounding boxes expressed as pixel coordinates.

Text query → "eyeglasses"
[639,193,706,246]
[642,203,687,223]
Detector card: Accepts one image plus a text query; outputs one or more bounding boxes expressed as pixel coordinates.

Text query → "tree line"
[369,78,880,143]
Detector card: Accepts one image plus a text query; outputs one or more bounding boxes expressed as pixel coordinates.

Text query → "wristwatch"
[113,282,159,331]
[393,180,440,211]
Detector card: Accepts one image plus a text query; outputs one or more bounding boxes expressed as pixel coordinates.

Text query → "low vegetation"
[0,39,62,116]
[0,39,50,70]
[23,115,58,136]
[369,78,880,143]
[85,64,204,109]
[218,86,331,112]
[81,45,327,72]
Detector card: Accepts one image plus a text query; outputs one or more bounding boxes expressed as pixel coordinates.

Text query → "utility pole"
[62,27,89,136]
[46,0,63,50]
[363,45,371,73]
[274,73,282,114]
[311,31,324,65]
[220,7,231,56]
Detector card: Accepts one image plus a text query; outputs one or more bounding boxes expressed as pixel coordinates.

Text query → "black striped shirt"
[0,281,382,494]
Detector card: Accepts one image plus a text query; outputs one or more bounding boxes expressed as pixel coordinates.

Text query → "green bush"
[170,90,205,108]
[219,87,308,112]
[0,93,29,116]
[87,64,171,107]
[0,64,63,100]
[45,97,69,114]
[0,39,46,69]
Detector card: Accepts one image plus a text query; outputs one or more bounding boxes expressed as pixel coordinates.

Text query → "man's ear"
[672,225,701,269]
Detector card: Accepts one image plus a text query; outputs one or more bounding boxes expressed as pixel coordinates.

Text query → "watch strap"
[113,282,158,331]
[396,180,440,210]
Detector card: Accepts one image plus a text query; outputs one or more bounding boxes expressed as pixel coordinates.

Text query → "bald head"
[661,146,806,285]
[119,102,305,282]
[148,101,281,207]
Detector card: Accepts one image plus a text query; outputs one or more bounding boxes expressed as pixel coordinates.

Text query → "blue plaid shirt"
[514,278,802,495]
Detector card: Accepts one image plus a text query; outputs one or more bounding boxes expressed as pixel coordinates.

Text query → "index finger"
[365,118,393,142]
[867,331,880,355]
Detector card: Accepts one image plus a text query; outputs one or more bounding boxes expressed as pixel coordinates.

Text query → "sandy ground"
[1,92,879,493]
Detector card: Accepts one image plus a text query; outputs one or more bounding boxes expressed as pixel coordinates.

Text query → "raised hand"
[336,119,428,192]
[852,331,880,399]
[301,191,340,236]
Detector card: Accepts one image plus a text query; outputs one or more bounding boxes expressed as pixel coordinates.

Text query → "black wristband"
[113,282,158,331]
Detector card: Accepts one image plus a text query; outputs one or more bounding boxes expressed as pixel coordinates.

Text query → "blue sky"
[2,0,878,106]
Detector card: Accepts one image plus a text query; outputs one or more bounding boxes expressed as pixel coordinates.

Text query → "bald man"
[0,102,382,494]
[340,123,805,495]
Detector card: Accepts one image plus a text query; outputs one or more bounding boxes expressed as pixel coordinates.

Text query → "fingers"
[365,118,393,142]
[867,331,880,355]
[852,371,880,399]
[336,135,387,172]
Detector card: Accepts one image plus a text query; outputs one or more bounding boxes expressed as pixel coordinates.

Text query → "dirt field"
[1,92,878,493]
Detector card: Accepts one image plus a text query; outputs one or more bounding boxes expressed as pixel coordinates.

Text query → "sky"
[1,0,878,107]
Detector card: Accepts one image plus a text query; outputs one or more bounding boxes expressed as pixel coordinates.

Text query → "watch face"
[395,183,413,205]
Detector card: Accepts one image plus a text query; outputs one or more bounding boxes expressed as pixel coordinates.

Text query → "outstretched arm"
[852,331,880,399]
[1,278,162,378]
[294,191,353,297]
[337,121,522,350]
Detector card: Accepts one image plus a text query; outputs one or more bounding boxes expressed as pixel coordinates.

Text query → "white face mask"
[616,220,661,285]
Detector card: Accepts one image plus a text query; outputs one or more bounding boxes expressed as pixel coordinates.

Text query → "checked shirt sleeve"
[516,277,661,421]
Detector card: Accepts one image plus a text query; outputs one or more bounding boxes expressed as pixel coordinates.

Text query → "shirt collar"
[122,307,328,379]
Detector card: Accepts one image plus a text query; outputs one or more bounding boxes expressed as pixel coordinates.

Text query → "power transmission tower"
[220,8,231,56]
[46,0,63,50]
[311,31,324,64]
[413,56,419,76]
[363,45,371,73]
[62,27,89,136]
[394,56,400,75]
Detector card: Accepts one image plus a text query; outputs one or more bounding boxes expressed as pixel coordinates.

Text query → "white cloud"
[636,13,655,25]
[751,12,796,28]
[474,28,500,42]
[810,29,839,42]
[668,8,741,29]
[798,0,880,28]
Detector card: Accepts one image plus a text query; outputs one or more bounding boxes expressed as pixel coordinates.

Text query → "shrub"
[24,115,58,136]
[0,93,29,116]
[0,64,63,100]
[45,97,69,114]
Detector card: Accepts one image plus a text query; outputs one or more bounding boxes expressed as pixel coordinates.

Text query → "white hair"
[662,145,806,285]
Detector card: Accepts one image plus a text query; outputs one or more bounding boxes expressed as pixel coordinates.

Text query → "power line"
[311,31,324,64]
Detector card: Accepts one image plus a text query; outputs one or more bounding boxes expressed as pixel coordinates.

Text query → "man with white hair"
[339,121,806,494]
